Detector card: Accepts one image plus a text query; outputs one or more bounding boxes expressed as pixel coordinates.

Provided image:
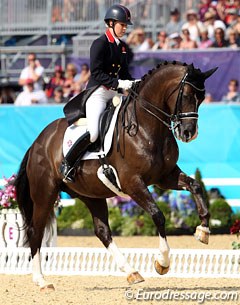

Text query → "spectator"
[221,79,240,103]
[227,29,240,48]
[45,65,65,98]
[212,27,229,47]
[15,79,48,105]
[165,8,184,36]
[63,63,78,98]
[198,0,212,22]
[233,10,240,35]
[63,0,74,22]
[19,53,45,92]
[52,86,68,104]
[226,8,239,28]
[75,63,90,92]
[180,27,198,49]
[152,31,168,50]
[215,0,227,22]
[126,27,153,51]
[198,25,213,48]
[203,9,225,41]
[51,5,63,23]
[167,32,182,49]
[181,9,203,43]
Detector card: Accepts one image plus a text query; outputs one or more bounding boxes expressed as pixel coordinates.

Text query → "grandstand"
[0,0,193,82]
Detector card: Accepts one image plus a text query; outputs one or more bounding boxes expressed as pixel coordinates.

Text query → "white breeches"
[86,86,116,143]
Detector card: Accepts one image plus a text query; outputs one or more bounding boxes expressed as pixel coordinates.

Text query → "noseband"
[132,72,205,131]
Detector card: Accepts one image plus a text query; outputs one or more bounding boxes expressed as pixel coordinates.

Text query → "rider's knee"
[89,133,98,143]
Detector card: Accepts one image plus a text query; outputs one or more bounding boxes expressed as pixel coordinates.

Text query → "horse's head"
[169,64,218,142]
[131,61,217,143]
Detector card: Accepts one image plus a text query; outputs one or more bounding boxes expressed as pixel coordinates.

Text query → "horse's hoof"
[40,283,55,292]
[194,225,210,245]
[127,272,145,285]
[154,260,170,275]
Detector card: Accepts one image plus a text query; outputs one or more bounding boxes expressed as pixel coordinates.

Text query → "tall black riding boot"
[60,131,91,183]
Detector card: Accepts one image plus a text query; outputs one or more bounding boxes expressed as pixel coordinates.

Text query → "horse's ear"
[203,67,218,80]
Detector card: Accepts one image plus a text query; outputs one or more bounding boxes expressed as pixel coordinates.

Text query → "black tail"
[14,148,33,243]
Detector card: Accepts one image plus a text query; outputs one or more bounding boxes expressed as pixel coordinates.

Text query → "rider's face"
[113,22,127,37]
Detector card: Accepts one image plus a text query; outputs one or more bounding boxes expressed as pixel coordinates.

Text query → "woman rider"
[60,4,134,183]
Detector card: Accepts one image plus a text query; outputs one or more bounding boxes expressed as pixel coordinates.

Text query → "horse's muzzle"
[174,124,198,143]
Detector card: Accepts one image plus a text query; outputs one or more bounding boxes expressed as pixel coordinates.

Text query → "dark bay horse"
[14,61,217,290]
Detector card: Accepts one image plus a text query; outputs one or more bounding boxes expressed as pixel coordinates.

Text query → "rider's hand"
[117,79,134,91]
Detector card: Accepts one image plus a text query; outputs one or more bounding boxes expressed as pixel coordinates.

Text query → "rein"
[134,72,203,131]
[116,70,205,155]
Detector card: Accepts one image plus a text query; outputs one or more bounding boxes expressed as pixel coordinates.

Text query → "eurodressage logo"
[124,288,239,303]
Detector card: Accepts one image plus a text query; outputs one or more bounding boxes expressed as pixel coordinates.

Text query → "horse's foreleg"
[125,177,170,275]
[82,197,144,284]
[158,165,210,244]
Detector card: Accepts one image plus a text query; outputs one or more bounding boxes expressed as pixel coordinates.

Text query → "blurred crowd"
[1,53,90,106]
[127,1,240,51]
[0,0,240,105]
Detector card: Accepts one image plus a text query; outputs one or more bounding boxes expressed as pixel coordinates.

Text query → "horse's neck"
[134,66,185,138]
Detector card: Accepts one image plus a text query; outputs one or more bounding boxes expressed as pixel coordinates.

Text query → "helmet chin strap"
[109,20,119,39]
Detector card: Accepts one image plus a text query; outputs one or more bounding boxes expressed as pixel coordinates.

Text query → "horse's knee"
[94,224,112,247]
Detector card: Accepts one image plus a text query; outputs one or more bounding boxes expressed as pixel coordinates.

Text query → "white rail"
[0,247,239,278]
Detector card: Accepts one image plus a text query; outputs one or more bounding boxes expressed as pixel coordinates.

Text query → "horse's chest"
[162,137,179,166]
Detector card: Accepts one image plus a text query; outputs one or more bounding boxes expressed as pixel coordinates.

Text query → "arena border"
[0,247,239,278]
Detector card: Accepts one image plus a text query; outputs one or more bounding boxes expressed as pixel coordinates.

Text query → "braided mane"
[134,60,205,94]
[135,60,189,92]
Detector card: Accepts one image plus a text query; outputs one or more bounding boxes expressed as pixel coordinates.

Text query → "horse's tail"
[14,148,33,243]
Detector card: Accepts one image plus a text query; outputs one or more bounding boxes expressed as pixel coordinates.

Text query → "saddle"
[63,87,120,152]
[63,88,126,194]
[63,85,99,126]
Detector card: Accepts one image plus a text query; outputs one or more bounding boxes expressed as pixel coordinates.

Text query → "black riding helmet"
[104,4,133,25]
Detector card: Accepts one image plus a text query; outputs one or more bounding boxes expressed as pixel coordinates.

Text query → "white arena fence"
[0,247,239,278]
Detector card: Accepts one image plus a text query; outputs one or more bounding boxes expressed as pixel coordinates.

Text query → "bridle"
[129,72,205,131]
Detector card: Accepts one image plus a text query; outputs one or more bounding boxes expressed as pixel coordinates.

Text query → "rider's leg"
[86,86,115,142]
[60,131,91,183]
[60,86,115,183]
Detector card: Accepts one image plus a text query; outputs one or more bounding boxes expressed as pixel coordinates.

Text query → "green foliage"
[231,213,240,224]
[232,241,240,250]
[120,216,139,236]
[209,198,233,227]
[184,212,200,231]
[57,199,93,231]
[108,206,123,234]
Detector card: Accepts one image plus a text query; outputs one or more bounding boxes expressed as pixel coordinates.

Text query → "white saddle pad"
[63,98,122,160]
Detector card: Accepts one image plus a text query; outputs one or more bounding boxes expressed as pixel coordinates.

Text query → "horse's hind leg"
[125,177,170,276]
[158,165,210,244]
[81,196,144,284]
[29,181,58,291]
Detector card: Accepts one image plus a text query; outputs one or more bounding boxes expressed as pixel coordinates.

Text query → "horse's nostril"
[184,130,189,137]
[183,130,191,141]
